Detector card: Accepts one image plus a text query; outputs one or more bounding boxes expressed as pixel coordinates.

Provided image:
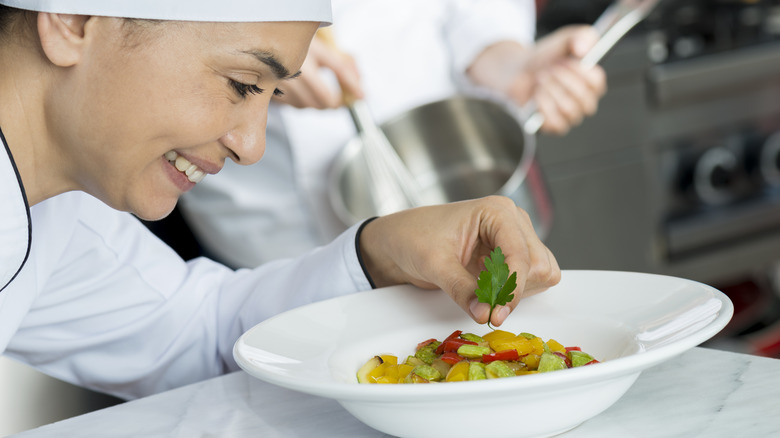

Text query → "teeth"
[174,156,190,172]
[188,169,205,183]
[165,151,206,184]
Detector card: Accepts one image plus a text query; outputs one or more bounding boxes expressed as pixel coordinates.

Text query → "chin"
[131,199,178,222]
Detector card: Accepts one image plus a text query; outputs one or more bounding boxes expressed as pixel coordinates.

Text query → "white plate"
[234,270,733,438]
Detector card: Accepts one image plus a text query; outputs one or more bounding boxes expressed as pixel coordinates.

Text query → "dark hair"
[0,5,34,40]
[0,6,161,49]
[0,5,19,30]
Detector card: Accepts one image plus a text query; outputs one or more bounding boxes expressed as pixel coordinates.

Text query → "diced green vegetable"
[456,344,492,359]
[404,355,426,367]
[415,341,441,364]
[570,350,595,367]
[430,358,452,378]
[485,360,515,379]
[412,364,443,382]
[468,362,487,381]
[460,333,485,343]
[357,356,383,383]
[538,352,567,373]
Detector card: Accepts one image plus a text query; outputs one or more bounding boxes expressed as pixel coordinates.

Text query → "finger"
[534,82,569,135]
[487,207,561,326]
[550,62,601,118]
[544,68,586,126]
[334,57,364,100]
[316,52,365,101]
[304,74,345,109]
[431,255,486,323]
[568,25,601,58]
[488,304,513,327]
[564,59,607,99]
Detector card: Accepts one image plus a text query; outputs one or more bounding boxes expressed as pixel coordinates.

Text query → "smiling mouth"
[164,151,206,184]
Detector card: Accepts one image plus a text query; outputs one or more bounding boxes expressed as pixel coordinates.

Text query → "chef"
[0,0,559,400]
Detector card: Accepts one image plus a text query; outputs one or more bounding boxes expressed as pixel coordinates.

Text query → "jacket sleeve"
[443,0,536,79]
[5,193,371,400]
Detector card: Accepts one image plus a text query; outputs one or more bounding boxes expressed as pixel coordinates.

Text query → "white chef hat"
[0,0,332,24]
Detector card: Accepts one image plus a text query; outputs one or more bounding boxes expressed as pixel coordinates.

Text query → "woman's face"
[49,18,318,220]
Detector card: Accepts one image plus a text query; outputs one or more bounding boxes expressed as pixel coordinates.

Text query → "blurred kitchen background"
[5,0,780,435]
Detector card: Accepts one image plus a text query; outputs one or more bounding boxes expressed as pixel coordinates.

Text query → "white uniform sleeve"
[443,0,536,75]
[6,194,371,400]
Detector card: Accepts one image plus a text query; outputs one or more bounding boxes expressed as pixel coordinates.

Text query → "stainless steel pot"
[327,0,663,239]
[328,95,554,239]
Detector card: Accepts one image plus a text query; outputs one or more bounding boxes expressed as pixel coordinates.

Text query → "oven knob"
[693,147,740,205]
[759,131,780,187]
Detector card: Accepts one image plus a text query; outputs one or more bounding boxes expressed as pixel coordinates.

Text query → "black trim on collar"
[0,125,32,293]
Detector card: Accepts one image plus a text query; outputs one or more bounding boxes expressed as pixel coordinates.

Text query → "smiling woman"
[0,0,560,413]
[1,12,317,220]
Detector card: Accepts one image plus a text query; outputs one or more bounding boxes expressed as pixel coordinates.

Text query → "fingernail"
[497,306,511,323]
[470,300,488,320]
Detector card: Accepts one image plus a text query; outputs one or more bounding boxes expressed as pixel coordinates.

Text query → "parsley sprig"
[474,247,517,329]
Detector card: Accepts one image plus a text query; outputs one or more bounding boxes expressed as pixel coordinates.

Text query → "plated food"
[234,271,733,438]
[357,329,599,384]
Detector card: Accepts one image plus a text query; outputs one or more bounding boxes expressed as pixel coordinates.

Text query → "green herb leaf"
[474,246,517,329]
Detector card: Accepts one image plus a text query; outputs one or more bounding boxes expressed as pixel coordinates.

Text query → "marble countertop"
[13,347,780,438]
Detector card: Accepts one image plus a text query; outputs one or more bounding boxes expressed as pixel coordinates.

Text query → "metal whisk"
[316,28,421,216]
[346,99,422,216]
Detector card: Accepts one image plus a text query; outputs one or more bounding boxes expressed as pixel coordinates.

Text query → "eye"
[230,80,285,99]
[230,79,264,98]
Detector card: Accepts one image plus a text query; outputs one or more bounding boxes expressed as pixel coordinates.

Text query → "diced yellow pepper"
[482,330,515,343]
[546,339,566,353]
[375,376,398,384]
[445,361,470,382]
[529,336,545,356]
[396,364,414,380]
[521,354,541,370]
[380,355,398,365]
[489,335,533,356]
[368,363,389,382]
[383,364,399,379]
[516,370,539,375]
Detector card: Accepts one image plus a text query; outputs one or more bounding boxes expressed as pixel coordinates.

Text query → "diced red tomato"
[565,346,581,352]
[444,330,463,340]
[435,330,465,354]
[416,338,437,351]
[439,352,463,365]
[553,351,572,368]
[584,359,600,366]
[481,349,520,363]
[438,338,477,354]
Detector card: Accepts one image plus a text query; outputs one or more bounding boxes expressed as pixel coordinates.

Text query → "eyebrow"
[242,50,302,80]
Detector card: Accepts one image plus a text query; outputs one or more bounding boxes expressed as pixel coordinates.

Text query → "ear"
[37,13,91,67]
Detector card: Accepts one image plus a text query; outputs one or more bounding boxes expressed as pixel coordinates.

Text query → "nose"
[221,102,269,166]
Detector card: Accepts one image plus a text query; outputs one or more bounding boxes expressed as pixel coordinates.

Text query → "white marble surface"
[12,347,780,438]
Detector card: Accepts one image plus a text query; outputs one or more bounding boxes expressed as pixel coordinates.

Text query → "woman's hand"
[272,34,363,109]
[467,25,607,135]
[358,196,561,327]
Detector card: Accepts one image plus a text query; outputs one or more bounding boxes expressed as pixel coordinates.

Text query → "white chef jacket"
[179,0,536,268]
[0,129,371,400]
